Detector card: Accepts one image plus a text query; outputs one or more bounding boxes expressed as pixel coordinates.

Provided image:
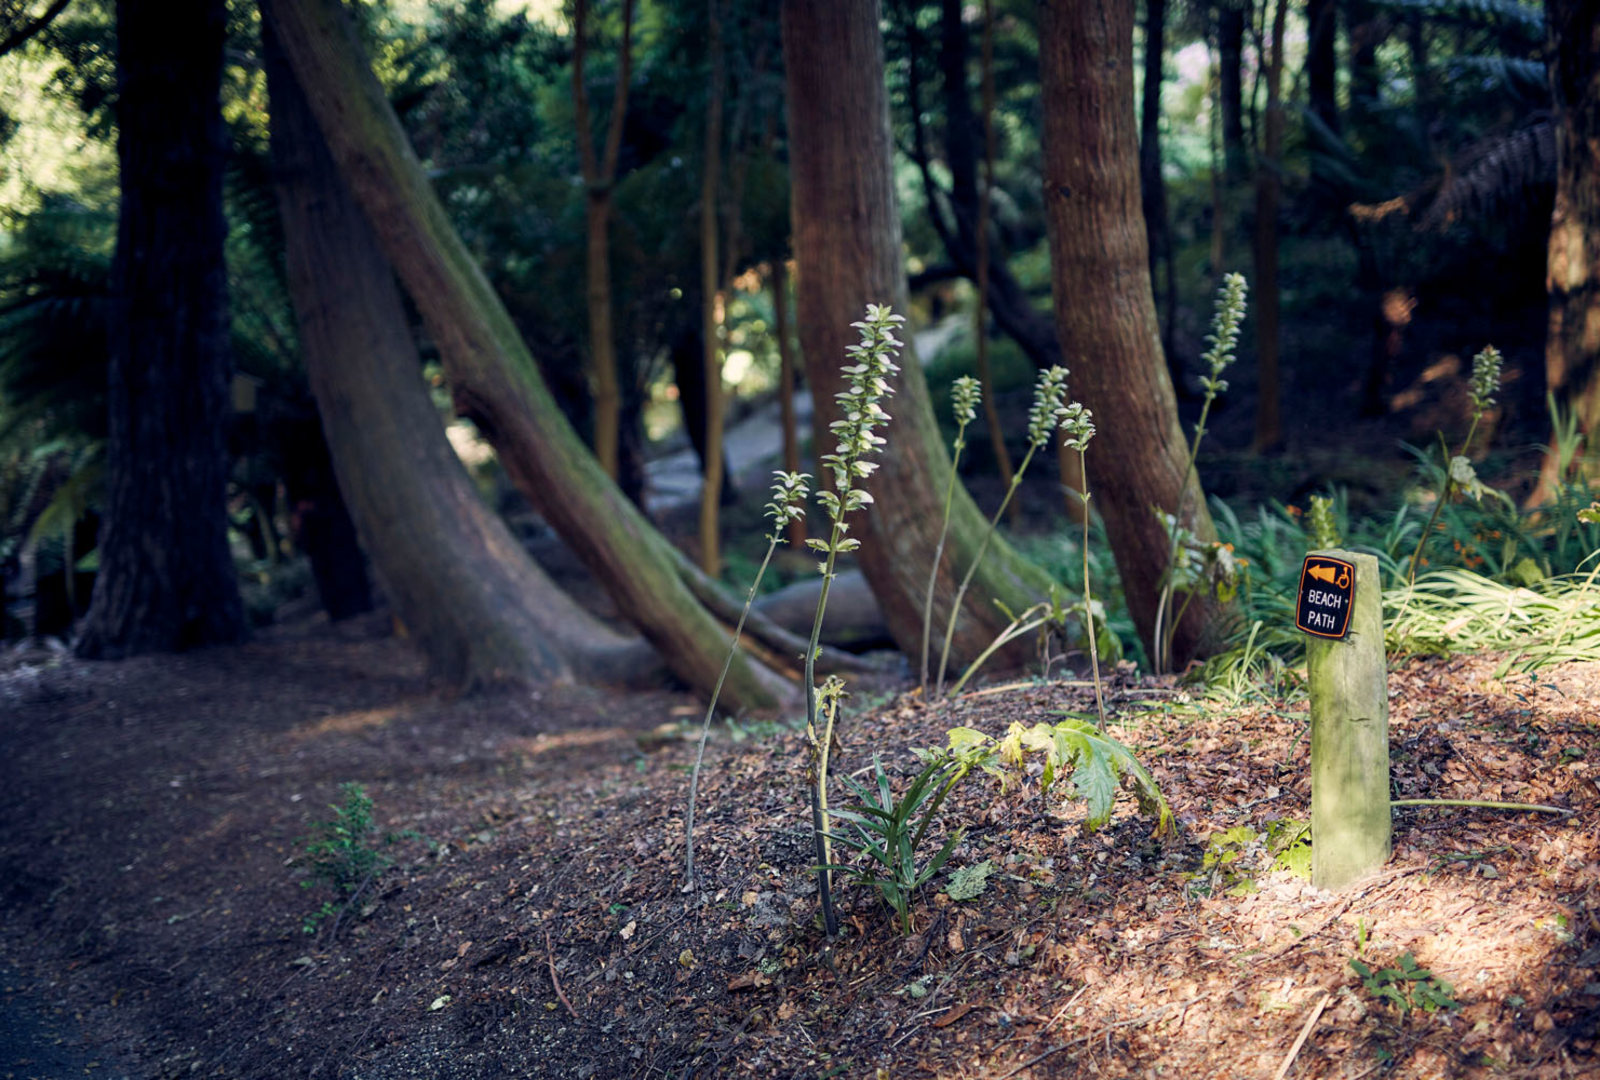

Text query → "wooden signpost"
[1301,549,1390,890]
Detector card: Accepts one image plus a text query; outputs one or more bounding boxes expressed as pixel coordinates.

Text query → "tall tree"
[782,0,1053,667]
[262,0,844,711]
[902,0,1065,374]
[698,0,726,576]
[571,0,635,482]
[77,0,246,658]
[1140,0,1177,374]
[1040,0,1223,666]
[1252,0,1286,451]
[265,23,640,689]
[1217,0,1247,182]
[1305,0,1341,206]
[1534,0,1600,503]
[974,0,1018,523]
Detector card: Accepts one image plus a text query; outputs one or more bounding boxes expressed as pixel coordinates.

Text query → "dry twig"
[1271,992,1331,1080]
[545,929,578,1018]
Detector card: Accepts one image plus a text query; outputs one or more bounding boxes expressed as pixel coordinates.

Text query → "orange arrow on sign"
[1307,564,1338,585]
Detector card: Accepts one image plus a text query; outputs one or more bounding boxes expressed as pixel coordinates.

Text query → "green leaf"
[945,860,993,901]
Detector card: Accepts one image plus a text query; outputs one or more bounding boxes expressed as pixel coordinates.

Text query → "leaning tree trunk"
[262,0,795,711]
[1534,0,1600,504]
[265,25,647,690]
[77,0,246,659]
[782,0,1052,668]
[1040,0,1223,667]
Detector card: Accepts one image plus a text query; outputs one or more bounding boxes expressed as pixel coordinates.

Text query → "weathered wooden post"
[1297,549,1390,890]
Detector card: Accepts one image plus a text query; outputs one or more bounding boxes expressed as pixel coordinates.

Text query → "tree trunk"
[1040,0,1222,667]
[1306,0,1342,208]
[782,0,1053,669]
[571,0,634,483]
[262,0,793,711]
[264,25,650,689]
[904,2,1065,375]
[1140,0,1178,380]
[77,0,247,659]
[1252,0,1286,452]
[772,258,807,549]
[974,0,1018,523]
[1533,0,1600,504]
[1217,1,1247,183]
[275,409,372,622]
[699,0,726,576]
[1307,0,1339,137]
[1347,0,1384,122]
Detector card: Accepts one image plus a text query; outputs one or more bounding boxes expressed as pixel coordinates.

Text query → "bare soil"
[1,615,1596,1079]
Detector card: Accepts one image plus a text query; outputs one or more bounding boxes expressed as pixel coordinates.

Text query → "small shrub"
[298,782,421,936]
[1350,952,1460,1016]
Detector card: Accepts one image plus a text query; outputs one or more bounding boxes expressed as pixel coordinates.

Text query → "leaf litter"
[0,624,1595,1078]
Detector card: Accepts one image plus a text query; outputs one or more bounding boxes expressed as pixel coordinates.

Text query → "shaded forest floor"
[1,616,1597,1080]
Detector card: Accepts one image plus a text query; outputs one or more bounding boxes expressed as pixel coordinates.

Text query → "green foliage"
[1349,952,1461,1017]
[944,860,994,901]
[805,305,905,939]
[1185,819,1310,898]
[298,782,423,936]
[935,365,1068,694]
[990,717,1172,836]
[828,753,967,935]
[1154,273,1247,673]
[921,375,981,693]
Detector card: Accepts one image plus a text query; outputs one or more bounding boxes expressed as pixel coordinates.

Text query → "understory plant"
[805,304,903,938]
[299,782,423,937]
[1406,345,1505,584]
[935,365,1069,695]
[1153,272,1248,673]
[921,375,982,695]
[684,469,810,890]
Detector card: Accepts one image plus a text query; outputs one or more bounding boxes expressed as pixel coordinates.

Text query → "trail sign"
[1296,554,1355,639]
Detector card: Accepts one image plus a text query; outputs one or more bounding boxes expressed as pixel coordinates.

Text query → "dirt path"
[1,623,1595,1078]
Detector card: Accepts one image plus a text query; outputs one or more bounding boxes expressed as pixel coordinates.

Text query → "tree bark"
[77,0,246,659]
[262,0,793,711]
[1040,0,1222,667]
[1252,0,1286,452]
[265,24,649,689]
[571,0,634,482]
[1533,0,1600,504]
[782,0,1053,669]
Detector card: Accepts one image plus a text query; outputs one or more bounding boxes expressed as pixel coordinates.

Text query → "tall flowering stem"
[936,365,1069,696]
[806,305,902,938]
[921,376,982,696]
[1059,402,1106,731]
[684,470,809,891]
[1153,272,1247,673]
[1407,345,1503,584]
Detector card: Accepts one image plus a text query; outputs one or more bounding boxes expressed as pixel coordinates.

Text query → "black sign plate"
[1296,555,1355,639]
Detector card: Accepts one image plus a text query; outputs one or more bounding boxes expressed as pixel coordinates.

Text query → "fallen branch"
[1271,992,1331,1080]
[1391,798,1572,815]
[545,929,578,1018]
